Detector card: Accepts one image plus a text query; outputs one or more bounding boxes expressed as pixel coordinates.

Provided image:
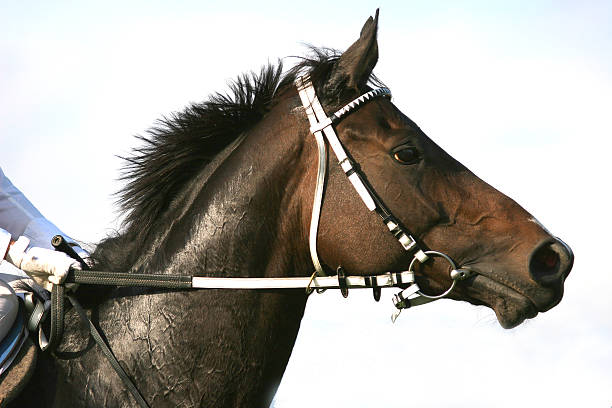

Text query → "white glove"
[6,236,80,291]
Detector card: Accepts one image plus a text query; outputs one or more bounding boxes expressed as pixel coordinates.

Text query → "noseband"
[295,75,474,320]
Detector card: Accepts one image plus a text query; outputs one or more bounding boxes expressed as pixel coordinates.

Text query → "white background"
[1,2,610,407]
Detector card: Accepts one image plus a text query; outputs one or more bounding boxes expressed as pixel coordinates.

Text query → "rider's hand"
[72,245,94,269]
[6,236,80,291]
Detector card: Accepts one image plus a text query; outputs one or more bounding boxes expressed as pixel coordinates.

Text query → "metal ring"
[408,250,457,300]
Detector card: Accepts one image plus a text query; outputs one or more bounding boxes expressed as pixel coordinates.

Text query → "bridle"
[23,75,475,408]
[294,75,473,319]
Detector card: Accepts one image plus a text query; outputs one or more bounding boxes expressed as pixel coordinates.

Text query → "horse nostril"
[529,239,573,286]
[531,246,560,274]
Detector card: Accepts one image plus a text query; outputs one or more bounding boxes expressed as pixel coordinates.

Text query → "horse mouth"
[463,273,539,329]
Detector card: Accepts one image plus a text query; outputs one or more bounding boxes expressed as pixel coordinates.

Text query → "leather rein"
[26,76,474,408]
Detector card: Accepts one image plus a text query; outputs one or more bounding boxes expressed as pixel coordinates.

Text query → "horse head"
[292,11,573,328]
[11,11,577,408]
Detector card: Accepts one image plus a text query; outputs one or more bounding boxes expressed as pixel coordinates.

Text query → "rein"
[28,78,474,408]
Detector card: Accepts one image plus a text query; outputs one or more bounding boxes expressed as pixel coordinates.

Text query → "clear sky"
[1,1,611,407]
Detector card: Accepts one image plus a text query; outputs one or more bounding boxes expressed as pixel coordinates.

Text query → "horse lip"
[461,269,540,328]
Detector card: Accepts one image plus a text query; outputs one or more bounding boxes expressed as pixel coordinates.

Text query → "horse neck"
[96,97,313,282]
[69,95,316,406]
[132,101,312,281]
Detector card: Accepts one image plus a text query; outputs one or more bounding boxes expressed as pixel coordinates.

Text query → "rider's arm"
[0,167,82,250]
[0,168,88,290]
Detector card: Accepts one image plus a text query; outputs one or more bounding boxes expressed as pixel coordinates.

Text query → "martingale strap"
[295,75,429,282]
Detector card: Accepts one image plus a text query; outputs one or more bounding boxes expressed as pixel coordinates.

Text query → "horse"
[9,11,573,408]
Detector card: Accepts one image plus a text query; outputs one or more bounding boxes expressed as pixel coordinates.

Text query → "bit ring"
[408,250,458,300]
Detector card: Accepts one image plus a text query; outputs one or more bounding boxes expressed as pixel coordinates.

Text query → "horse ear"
[326,9,379,94]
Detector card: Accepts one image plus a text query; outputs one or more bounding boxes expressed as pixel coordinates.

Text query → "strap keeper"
[392,284,420,309]
[371,277,381,302]
[392,293,409,309]
[337,266,349,298]
[372,287,381,302]
[386,219,399,233]
[397,233,417,251]
[393,272,403,285]
[338,157,354,174]
[415,250,429,263]
[309,117,333,134]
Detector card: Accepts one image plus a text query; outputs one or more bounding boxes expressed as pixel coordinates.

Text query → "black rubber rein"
[65,270,192,289]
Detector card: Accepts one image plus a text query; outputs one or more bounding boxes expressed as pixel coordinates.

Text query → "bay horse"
[10,11,572,408]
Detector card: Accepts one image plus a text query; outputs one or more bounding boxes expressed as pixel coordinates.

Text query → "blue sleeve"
[0,167,69,250]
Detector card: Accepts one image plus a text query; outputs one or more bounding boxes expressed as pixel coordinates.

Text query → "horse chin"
[466,274,539,329]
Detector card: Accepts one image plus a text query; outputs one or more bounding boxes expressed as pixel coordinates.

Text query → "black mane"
[99,47,382,268]
[117,63,283,233]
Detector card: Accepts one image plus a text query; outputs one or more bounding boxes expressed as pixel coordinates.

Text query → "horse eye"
[392,146,420,165]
